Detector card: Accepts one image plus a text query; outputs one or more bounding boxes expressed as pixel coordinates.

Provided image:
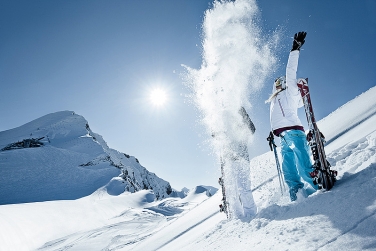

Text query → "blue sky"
[1,0,375,190]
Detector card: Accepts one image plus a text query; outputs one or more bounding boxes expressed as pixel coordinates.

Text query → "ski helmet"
[274,76,286,89]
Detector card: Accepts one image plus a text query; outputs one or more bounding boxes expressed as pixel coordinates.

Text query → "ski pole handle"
[267,131,275,151]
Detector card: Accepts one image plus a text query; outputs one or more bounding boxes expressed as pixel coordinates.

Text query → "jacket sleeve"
[286,50,299,91]
[286,50,302,107]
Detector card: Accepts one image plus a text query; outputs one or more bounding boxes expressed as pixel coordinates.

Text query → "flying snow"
[184,0,278,218]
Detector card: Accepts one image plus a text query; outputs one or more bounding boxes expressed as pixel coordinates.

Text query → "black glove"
[291,31,307,51]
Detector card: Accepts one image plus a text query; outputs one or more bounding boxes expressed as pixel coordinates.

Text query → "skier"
[266,31,318,201]
[215,106,257,219]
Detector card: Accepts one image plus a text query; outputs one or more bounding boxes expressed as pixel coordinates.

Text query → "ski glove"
[291,31,307,51]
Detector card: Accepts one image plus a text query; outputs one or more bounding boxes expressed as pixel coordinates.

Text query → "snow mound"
[146,186,218,217]
[191,185,218,196]
[104,177,127,196]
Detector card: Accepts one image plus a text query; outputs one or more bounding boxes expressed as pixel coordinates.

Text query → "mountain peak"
[0,111,172,204]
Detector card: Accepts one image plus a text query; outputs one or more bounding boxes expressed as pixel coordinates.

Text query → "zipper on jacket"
[278,99,285,117]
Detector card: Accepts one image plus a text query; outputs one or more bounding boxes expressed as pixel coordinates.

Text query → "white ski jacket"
[270,50,304,136]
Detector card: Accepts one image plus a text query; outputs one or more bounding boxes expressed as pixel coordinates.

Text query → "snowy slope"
[0,184,216,251]
[318,85,376,153]
[134,86,376,251]
[0,111,172,205]
[0,86,375,251]
[133,87,376,251]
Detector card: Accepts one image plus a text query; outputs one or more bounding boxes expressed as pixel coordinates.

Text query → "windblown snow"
[1,84,375,250]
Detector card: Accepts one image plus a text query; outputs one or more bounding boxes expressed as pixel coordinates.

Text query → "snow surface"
[0,86,376,251]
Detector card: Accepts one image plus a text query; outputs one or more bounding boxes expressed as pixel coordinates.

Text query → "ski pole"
[267,131,285,194]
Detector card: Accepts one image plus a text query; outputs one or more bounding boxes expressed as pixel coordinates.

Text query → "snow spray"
[184,0,277,219]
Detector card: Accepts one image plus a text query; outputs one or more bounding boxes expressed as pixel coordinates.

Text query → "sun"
[149,88,167,106]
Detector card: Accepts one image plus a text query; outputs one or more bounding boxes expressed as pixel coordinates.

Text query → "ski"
[218,157,229,218]
[297,78,337,190]
[267,131,286,194]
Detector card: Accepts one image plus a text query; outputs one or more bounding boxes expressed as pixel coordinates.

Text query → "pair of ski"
[268,78,337,193]
[297,78,337,190]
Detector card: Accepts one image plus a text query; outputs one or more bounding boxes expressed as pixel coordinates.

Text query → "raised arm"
[286,32,307,93]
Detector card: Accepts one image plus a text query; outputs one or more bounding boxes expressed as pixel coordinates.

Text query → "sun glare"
[150,88,167,106]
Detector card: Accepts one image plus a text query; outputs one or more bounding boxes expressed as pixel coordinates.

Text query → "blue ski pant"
[280,130,318,200]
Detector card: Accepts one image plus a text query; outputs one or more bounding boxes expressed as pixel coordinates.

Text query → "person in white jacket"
[267,31,317,201]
